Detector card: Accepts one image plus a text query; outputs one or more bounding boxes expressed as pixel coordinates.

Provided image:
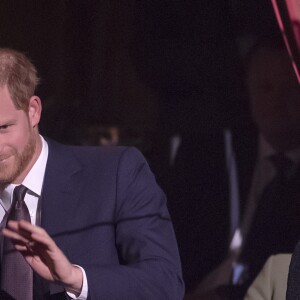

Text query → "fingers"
[3,220,33,245]
[3,220,56,251]
[11,219,44,235]
[2,226,29,245]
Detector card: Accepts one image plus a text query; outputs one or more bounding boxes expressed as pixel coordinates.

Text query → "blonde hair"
[0,48,39,111]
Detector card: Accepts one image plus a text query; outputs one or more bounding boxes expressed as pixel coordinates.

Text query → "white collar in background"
[258,134,300,164]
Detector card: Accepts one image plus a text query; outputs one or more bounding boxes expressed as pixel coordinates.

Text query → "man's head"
[0,48,39,112]
[246,36,300,152]
[0,48,42,185]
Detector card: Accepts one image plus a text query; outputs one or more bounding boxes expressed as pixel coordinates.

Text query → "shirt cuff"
[66,265,88,299]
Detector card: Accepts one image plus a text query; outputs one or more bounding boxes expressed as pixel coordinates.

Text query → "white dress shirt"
[0,136,88,299]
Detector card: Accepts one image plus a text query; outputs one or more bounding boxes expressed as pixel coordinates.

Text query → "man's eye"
[0,125,10,130]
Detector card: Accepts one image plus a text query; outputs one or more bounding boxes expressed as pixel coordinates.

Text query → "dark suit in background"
[167,34,300,299]
[287,242,300,299]
[168,127,300,299]
[167,127,256,294]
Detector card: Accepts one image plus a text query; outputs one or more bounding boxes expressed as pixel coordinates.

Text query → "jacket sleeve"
[85,147,185,299]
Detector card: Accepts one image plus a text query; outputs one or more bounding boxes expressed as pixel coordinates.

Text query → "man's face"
[0,86,41,184]
[247,48,300,146]
[247,49,300,148]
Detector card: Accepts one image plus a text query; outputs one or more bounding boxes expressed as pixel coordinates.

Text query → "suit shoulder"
[267,253,292,271]
[46,138,146,172]
[60,143,145,167]
[70,145,143,160]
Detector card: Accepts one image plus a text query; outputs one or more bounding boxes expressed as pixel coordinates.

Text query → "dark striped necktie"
[1,185,33,300]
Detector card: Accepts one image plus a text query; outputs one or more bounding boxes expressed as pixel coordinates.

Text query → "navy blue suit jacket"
[37,138,184,299]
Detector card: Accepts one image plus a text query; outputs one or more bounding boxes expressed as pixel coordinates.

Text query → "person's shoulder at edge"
[244,253,292,300]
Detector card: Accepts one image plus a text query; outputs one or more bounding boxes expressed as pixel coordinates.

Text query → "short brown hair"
[0,48,39,111]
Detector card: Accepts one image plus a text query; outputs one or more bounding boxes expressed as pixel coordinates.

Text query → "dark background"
[0,0,279,147]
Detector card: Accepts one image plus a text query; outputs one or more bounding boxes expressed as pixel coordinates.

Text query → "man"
[168,34,300,299]
[0,48,184,299]
[239,35,300,285]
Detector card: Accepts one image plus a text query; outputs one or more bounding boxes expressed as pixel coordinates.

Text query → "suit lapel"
[40,139,84,238]
[30,139,85,299]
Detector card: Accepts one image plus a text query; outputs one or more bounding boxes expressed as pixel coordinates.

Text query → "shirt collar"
[0,136,48,209]
[259,134,300,164]
[22,135,48,196]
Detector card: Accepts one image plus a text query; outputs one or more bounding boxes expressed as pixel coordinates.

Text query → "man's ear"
[28,96,42,128]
